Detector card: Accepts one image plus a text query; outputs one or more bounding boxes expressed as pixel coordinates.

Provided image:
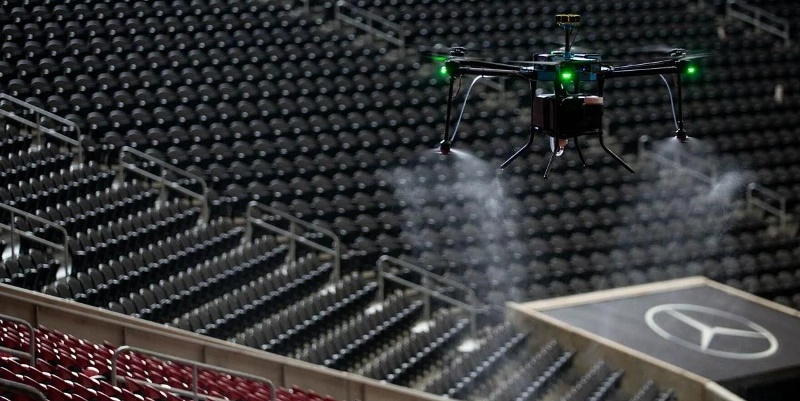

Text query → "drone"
[436,14,705,178]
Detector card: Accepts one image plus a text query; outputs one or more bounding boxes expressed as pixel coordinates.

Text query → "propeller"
[620,45,710,60]
[418,45,494,61]
[553,45,599,54]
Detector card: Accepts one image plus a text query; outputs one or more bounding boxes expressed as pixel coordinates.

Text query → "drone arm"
[602,63,690,142]
[446,58,537,79]
[600,64,679,79]
[449,66,523,79]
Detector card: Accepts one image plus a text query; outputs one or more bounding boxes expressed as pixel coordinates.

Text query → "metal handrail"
[746,183,788,232]
[246,202,341,280]
[0,203,71,272]
[118,146,209,222]
[727,0,790,45]
[0,93,83,163]
[0,313,36,366]
[377,255,479,337]
[110,345,276,401]
[335,1,405,49]
[0,379,47,401]
[638,136,717,185]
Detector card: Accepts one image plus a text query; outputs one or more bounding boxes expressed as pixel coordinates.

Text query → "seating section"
[0,318,343,401]
[419,324,532,397]
[1,313,666,401]
[556,361,624,401]
[0,250,59,292]
[628,381,677,401]
[170,251,327,339]
[0,0,795,400]
[355,311,470,386]
[232,272,377,354]
[2,0,799,307]
[294,291,424,371]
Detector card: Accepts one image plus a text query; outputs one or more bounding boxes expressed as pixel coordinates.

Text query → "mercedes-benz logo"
[645,303,779,360]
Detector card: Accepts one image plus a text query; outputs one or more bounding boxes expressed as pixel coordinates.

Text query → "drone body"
[438,14,701,178]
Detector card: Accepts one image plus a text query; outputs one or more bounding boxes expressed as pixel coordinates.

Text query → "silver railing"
[110,345,275,401]
[246,202,341,280]
[0,93,83,163]
[727,0,790,45]
[746,183,790,234]
[118,146,209,222]
[0,203,71,273]
[638,136,718,185]
[377,255,479,337]
[0,313,36,366]
[335,1,405,50]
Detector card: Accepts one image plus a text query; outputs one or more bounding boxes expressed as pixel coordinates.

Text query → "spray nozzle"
[549,137,569,156]
[675,128,688,143]
[439,139,452,155]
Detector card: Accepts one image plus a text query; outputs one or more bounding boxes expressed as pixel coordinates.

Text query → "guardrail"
[246,202,341,280]
[118,146,209,222]
[110,345,276,401]
[0,93,83,163]
[335,1,405,50]
[0,203,71,273]
[746,183,790,234]
[727,0,790,45]
[0,313,36,366]
[377,255,479,337]
[0,379,47,401]
[638,136,718,185]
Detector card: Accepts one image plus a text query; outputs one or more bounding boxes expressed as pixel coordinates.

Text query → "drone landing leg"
[574,136,586,167]
[543,149,558,179]
[501,127,535,170]
[598,133,635,173]
[502,81,537,170]
[440,77,456,153]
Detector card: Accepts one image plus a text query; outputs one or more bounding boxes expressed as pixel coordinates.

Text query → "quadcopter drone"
[437,14,705,178]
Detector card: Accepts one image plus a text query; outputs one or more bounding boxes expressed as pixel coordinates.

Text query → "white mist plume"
[387,148,529,304]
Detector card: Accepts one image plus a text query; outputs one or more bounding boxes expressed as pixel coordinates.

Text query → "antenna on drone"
[556,14,581,60]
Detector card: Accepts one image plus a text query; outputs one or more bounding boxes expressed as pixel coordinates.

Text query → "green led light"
[439,64,449,76]
[686,65,697,75]
[560,70,574,81]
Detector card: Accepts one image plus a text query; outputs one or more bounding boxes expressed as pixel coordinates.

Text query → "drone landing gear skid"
[498,78,631,179]
[500,126,536,170]
[599,132,635,174]
[500,128,633,179]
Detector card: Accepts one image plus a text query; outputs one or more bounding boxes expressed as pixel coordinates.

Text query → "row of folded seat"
[66,201,201,273]
[45,218,246,313]
[0,161,114,215]
[0,142,72,189]
[232,272,378,355]
[355,311,469,385]
[167,251,333,339]
[0,249,58,292]
[294,291,424,371]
